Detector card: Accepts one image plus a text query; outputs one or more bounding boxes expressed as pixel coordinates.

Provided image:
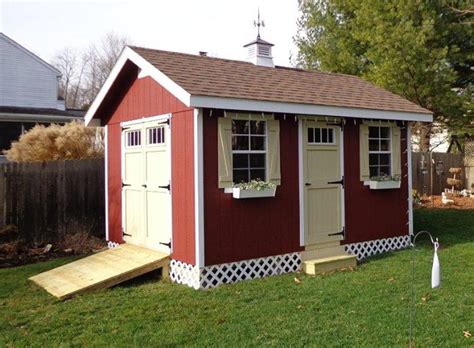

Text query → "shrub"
[3,121,104,162]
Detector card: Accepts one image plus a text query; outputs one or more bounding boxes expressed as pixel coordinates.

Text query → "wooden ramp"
[29,244,169,300]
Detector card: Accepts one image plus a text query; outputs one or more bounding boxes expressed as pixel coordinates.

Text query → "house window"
[368,126,391,177]
[231,119,267,183]
[126,130,141,147]
[147,127,165,145]
[308,127,335,144]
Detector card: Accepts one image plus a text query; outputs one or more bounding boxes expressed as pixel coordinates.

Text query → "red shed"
[85,37,432,289]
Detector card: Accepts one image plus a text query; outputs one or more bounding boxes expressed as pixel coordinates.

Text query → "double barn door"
[121,117,171,253]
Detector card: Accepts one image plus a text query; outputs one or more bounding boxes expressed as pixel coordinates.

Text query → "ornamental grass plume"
[4,121,104,162]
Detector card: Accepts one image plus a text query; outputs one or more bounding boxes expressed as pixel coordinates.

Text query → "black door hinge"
[123,231,132,237]
[158,183,171,190]
[121,126,130,131]
[328,228,345,238]
[122,182,131,188]
[159,241,171,248]
[327,176,344,187]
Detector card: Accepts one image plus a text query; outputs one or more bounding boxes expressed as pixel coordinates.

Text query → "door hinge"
[122,182,131,188]
[328,228,345,237]
[158,183,171,190]
[123,231,132,237]
[327,176,344,187]
[121,126,130,131]
[159,241,171,249]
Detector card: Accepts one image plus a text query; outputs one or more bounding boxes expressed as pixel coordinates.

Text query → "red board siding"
[203,112,302,266]
[104,75,195,265]
[343,120,409,243]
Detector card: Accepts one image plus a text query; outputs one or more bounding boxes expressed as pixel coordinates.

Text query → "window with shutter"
[217,113,280,188]
[360,121,402,181]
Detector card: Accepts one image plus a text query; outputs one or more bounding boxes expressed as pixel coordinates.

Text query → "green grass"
[0,209,472,347]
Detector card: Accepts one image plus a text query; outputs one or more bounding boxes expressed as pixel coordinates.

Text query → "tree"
[53,32,130,109]
[3,121,104,162]
[295,0,473,151]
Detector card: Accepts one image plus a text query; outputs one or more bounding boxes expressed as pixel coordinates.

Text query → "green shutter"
[267,119,281,185]
[217,117,233,188]
[391,126,402,177]
[359,124,370,181]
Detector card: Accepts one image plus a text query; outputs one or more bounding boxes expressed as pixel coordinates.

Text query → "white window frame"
[368,126,392,177]
[307,126,336,145]
[146,125,166,147]
[231,116,268,183]
[125,129,142,148]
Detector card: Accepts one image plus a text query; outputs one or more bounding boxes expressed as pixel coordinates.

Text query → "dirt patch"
[417,194,474,210]
[0,230,107,268]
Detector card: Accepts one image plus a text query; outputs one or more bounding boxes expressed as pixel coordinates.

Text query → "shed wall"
[203,111,302,266]
[202,114,409,266]
[105,75,195,265]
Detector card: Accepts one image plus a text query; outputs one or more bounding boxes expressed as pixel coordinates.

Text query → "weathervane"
[253,9,265,39]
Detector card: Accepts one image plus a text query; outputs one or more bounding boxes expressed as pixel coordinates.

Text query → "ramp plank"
[29,244,169,300]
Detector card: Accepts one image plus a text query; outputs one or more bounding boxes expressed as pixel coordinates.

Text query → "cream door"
[303,120,344,245]
[122,117,171,254]
[143,121,171,253]
[122,124,146,247]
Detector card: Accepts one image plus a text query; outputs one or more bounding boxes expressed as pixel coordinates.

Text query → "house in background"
[0,33,83,156]
[85,31,432,290]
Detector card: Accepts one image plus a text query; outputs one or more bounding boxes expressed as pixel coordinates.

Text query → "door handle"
[305,183,312,186]
[142,184,147,188]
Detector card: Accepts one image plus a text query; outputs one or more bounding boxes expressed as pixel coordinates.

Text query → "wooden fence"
[0,159,105,245]
[412,152,465,196]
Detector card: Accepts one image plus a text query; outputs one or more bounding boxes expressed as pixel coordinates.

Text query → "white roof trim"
[0,33,61,76]
[189,95,433,122]
[84,46,191,126]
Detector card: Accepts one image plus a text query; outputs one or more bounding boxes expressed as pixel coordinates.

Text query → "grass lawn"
[0,209,472,347]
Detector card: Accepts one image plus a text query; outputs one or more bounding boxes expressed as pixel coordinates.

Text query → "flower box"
[232,187,276,199]
[369,180,401,190]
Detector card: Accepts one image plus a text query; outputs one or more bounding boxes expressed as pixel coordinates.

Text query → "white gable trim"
[84,46,191,126]
[0,33,61,76]
[189,96,432,122]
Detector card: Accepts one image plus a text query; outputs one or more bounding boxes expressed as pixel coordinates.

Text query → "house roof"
[85,46,432,125]
[0,106,85,122]
[0,33,61,76]
[131,46,430,115]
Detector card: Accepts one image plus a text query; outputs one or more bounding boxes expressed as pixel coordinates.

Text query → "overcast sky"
[0,0,300,67]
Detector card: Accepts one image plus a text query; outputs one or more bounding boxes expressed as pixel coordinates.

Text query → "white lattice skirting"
[344,234,411,260]
[107,241,120,249]
[170,252,302,289]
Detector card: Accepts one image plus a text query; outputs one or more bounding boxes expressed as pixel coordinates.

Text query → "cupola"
[243,10,274,68]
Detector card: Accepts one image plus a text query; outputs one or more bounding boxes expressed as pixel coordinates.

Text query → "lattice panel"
[169,259,201,289]
[107,241,120,249]
[344,235,411,260]
[199,252,301,289]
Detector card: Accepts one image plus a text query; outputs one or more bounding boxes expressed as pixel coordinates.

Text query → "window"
[147,126,165,145]
[231,119,267,183]
[126,130,141,147]
[368,126,391,177]
[308,127,335,144]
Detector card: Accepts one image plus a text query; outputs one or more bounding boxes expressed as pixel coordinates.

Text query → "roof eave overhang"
[84,46,191,126]
[0,112,82,123]
[189,95,433,122]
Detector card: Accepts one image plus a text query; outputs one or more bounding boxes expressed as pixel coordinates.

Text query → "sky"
[0,0,300,67]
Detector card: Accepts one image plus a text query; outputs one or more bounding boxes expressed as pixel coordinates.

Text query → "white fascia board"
[0,113,81,123]
[189,96,433,122]
[85,46,191,126]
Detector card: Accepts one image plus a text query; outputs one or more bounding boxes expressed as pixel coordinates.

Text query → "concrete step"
[303,254,357,275]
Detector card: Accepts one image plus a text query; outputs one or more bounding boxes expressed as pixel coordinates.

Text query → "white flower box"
[232,187,276,199]
[369,180,401,190]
